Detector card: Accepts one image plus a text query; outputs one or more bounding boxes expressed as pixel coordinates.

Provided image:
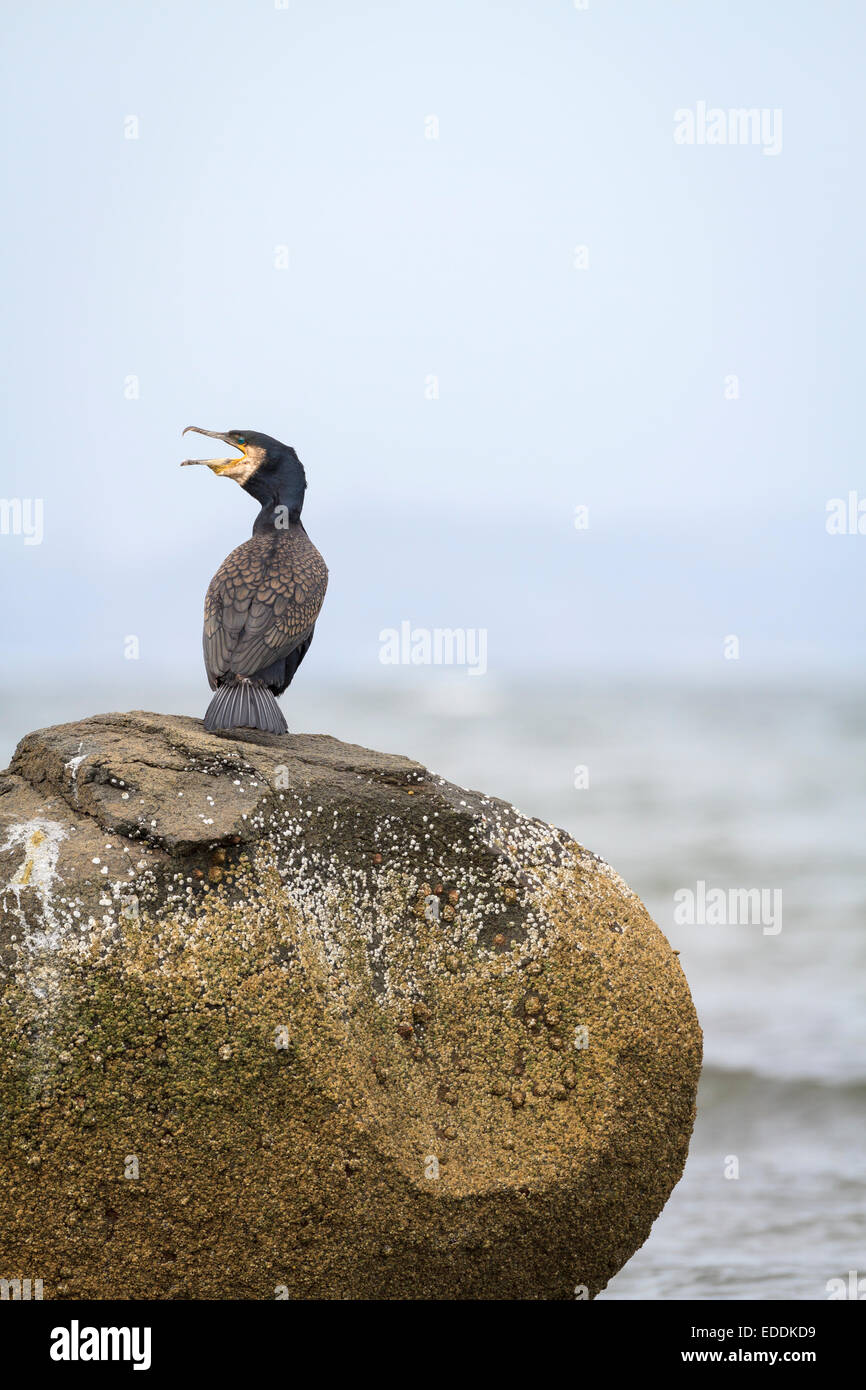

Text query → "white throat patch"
[222,444,267,486]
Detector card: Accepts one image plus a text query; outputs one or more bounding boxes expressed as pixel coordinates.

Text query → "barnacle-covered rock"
[0,712,701,1300]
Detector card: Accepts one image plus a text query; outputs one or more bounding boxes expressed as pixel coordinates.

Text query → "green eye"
[237,436,246,445]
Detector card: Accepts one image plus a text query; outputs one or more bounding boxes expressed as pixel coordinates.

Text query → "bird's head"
[181,427,284,483]
[181,427,307,513]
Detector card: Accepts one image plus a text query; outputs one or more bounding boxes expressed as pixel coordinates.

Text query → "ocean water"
[1,677,863,1301]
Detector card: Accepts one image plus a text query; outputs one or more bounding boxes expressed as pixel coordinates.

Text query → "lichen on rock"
[0,711,701,1299]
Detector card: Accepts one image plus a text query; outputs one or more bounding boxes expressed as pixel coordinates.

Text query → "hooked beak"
[180,426,247,474]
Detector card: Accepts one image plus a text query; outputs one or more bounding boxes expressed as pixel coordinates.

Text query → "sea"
[1,675,863,1301]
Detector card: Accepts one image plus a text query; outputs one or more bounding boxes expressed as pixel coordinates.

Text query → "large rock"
[0,712,701,1300]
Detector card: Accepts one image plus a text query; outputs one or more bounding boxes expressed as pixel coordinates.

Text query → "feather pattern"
[203,525,328,692]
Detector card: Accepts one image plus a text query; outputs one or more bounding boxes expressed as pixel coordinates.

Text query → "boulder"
[0,712,701,1299]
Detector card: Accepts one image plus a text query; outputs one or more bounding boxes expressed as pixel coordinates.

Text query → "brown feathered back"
[203,525,328,691]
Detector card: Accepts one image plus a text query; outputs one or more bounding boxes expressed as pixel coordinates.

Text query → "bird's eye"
[237,436,246,445]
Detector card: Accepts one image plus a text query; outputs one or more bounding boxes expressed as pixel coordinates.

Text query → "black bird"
[181,427,328,734]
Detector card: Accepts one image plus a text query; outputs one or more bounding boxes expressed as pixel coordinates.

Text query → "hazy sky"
[1,0,863,705]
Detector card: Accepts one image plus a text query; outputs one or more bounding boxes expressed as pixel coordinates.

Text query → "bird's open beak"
[180,426,247,474]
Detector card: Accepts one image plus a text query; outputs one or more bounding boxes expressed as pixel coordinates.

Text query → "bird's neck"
[252,501,304,535]
[244,460,306,532]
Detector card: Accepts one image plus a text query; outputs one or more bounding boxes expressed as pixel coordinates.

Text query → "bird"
[181,427,328,735]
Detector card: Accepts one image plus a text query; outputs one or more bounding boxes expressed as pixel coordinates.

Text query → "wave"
[699,1063,866,1100]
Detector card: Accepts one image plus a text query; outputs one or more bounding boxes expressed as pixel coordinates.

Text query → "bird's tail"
[204,678,288,735]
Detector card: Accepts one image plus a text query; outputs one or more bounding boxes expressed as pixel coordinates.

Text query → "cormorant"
[181,427,328,735]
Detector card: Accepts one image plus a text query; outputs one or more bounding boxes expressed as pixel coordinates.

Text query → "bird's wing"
[203,532,328,688]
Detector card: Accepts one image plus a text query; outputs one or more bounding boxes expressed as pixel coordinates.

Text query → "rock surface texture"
[0,712,701,1300]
